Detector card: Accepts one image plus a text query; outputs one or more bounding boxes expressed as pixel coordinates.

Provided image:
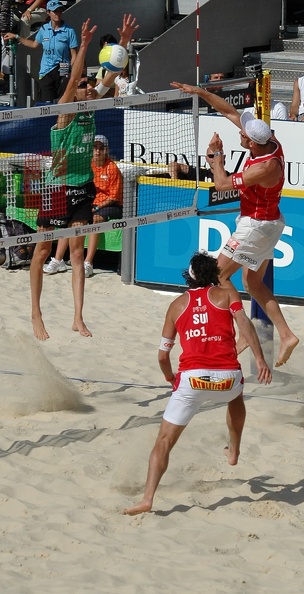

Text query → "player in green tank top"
[48,111,95,186]
[30,15,139,342]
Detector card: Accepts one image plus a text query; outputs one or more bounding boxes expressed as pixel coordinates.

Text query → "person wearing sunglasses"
[30,14,138,341]
[171,80,298,368]
[168,147,228,182]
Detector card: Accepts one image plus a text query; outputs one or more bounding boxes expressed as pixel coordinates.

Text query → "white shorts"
[163,369,244,426]
[221,215,285,271]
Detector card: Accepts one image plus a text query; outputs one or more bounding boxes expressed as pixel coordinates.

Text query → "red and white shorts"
[163,368,244,426]
[221,215,285,271]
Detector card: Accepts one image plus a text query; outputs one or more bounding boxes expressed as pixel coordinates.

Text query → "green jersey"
[47,112,95,186]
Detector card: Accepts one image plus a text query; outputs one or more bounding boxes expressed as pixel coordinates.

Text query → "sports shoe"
[43,257,68,274]
[84,261,93,278]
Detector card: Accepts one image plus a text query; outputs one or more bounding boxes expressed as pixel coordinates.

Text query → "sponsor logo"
[238,253,257,265]
[167,209,191,221]
[77,102,88,111]
[40,106,51,116]
[43,232,54,241]
[189,376,235,391]
[1,110,13,120]
[148,93,159,102]
[17,235,32,244]
[49,219,66,226]
[137,217,148,226]
[85,225,101,234]
[223,237,240,255]
[66,188,86,197]
[208,88,255,111]
[209,189,240,206]
[112,221,127,229]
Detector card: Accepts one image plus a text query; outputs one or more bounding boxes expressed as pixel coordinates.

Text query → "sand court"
[0,265,303,592]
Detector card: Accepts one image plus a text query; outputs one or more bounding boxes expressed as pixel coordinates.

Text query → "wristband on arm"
[94,82,111,97]
[229,301,244,315]
[231,172,246,190]
[159,337,175,351]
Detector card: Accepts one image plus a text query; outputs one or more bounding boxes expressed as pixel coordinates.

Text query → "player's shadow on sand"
[206,475,304,510]
[155,475,304,515]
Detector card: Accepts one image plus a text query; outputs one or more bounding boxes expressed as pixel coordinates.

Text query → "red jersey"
[239,138,284,220]
[176,287,240,372]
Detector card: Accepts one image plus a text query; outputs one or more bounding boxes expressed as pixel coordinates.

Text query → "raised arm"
[59,18,96,105]
[171,81,241,128]
[93,14,139,97]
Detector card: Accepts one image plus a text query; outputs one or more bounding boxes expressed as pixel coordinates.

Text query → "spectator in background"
[95,33,118,98]
[244,99,288,121]
[0,0,14,77]
[114,62,136,97]
[168,146,228,182]
[289,76,304,121]
[84,134,123,278]
[209,72,225,82]
[4,0,78,102]
[13,0,47,38]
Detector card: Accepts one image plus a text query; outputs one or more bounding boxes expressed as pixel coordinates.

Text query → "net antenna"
[192,0,200,209]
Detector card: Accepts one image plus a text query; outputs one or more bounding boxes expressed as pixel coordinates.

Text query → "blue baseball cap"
[47,1,64,11]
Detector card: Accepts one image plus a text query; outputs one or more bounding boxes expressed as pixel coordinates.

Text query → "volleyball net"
[0,89,209,249]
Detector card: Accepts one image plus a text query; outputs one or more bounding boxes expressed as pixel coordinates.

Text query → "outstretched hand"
[171,81,198,95]
[209,132,223,153]
[80,18,97,47]
[117,13,139,47]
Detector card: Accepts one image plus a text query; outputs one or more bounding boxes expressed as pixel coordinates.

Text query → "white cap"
[240,112,272,145]
[94,135,109,146]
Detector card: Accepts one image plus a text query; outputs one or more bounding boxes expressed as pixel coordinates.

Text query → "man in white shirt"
[243,99,288,121]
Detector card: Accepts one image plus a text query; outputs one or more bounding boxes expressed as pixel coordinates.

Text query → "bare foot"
[32,317,49,341]
[236,336,249,356]
[72,320,92,337]
[123,500,152,516]
[224,446,239,466]
[275,335,299,367]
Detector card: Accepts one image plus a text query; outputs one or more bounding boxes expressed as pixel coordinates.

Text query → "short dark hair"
[99,34,118,49]
[182,251,220,288]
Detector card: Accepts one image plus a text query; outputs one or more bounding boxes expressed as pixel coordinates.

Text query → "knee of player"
[35,243,52,262]
[70,245,84,263]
